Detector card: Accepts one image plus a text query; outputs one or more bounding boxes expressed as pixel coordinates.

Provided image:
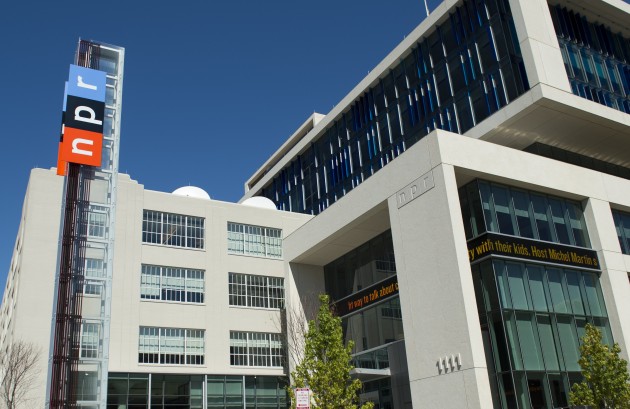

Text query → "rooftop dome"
[172,186,211,200]
[241,196,277,210]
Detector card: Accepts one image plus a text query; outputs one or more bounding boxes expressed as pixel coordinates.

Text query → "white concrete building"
[2,0,630,408]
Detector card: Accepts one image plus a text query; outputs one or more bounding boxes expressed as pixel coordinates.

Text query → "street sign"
[295,388,310,408]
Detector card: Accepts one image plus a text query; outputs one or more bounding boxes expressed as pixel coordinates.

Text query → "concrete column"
[583,198,630,360]
[508,0,572,92]
[285,262,325,373]
[388,163,492,409]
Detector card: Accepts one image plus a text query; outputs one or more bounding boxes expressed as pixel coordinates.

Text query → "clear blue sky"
[0,0,442,290]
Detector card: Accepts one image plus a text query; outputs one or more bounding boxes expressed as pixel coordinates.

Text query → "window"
[227,223,282,259]
[86,211,107,238]
[459,180,591,247]
[80,322,100,358]
[84,258,104,295]
[612,209,630,255]
[472,259,612,409]
[229,332,283,367]
[142,210,204,249]
[140,265,204,303]
[138,327,204,365]
[228,273,284,309]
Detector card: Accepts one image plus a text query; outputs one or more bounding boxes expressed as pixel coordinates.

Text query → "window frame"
[142,210,205,249]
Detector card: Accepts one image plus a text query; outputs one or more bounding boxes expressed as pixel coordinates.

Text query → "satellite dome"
[242,196,277,210]
[172,186,211,200]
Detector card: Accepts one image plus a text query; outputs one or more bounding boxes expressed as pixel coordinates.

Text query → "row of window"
[142,210,205,249]
[459,180,590,247]
[136,327,284,368]
[139,265,285,308]
[262,0,529,214]
[228,273,284,309]
[108,373,288,409]
[141,212,285,260]
[229,331,283,368]
[472,259,612,409]
[260,0,529,216]
[227,222,283,258]
[138,327,205,365]
[550,5,630,114]
[140,265,205,303]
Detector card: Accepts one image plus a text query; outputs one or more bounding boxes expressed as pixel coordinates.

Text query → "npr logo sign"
[396,171,435,209]
[57,65,107,175]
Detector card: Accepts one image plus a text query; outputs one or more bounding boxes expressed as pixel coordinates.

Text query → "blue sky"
[0,0,441,290]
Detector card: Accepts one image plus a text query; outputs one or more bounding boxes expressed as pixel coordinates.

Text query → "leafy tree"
[569,323,630,409]
[288,294,374,409]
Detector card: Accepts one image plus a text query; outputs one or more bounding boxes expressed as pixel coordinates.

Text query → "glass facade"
[325,231,396,302]
[107,373,288,409]
[459,180,590,247]
[612,209,630,254]
[472,259,611,409]
[261,0,529,215]
[343,297,404,354]
[550,5,630,114]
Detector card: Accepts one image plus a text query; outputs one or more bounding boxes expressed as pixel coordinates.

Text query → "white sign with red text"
[295,388,310,408]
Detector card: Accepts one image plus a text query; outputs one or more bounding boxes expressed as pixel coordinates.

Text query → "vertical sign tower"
[46,39,124,408]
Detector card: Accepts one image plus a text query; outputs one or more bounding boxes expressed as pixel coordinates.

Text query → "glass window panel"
[506,262,530,310]
[526,265,548,312]
[504,311,523,370]
[566,202,589,247]
[494,260,511,309]
[548,373,569,408]
[547,268,569,314]
[565,270,585,315]
[491,185,516,235]
[142,210,204,249]
[531,194,554,242]
[512,190,535,239]
[582,273,605,317]
[548,198,572,245]
[479,181,498,232]
[515,312,544,370]
[557,316,581,371]
[536,314,560,371]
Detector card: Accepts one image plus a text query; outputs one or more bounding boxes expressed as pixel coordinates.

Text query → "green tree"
[569,323,630,408]
[288,294,374,409]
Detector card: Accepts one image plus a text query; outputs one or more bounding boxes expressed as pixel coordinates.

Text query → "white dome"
[172,186,211,200]
[241,196,277,210]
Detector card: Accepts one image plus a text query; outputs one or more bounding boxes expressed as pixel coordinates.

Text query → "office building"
[1,0,630,408]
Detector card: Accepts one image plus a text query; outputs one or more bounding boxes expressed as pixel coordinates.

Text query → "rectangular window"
[84,258,104,295]
[228,273,284,309]
[612,209,630,255]
[461,180,590,247]
[229,332,283,367]
[140,265,204,303]
[80,322,100,359]
[87,211,107,238]
[142,210,204,249]
[138,327,204,365]
[227,222,282,259]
